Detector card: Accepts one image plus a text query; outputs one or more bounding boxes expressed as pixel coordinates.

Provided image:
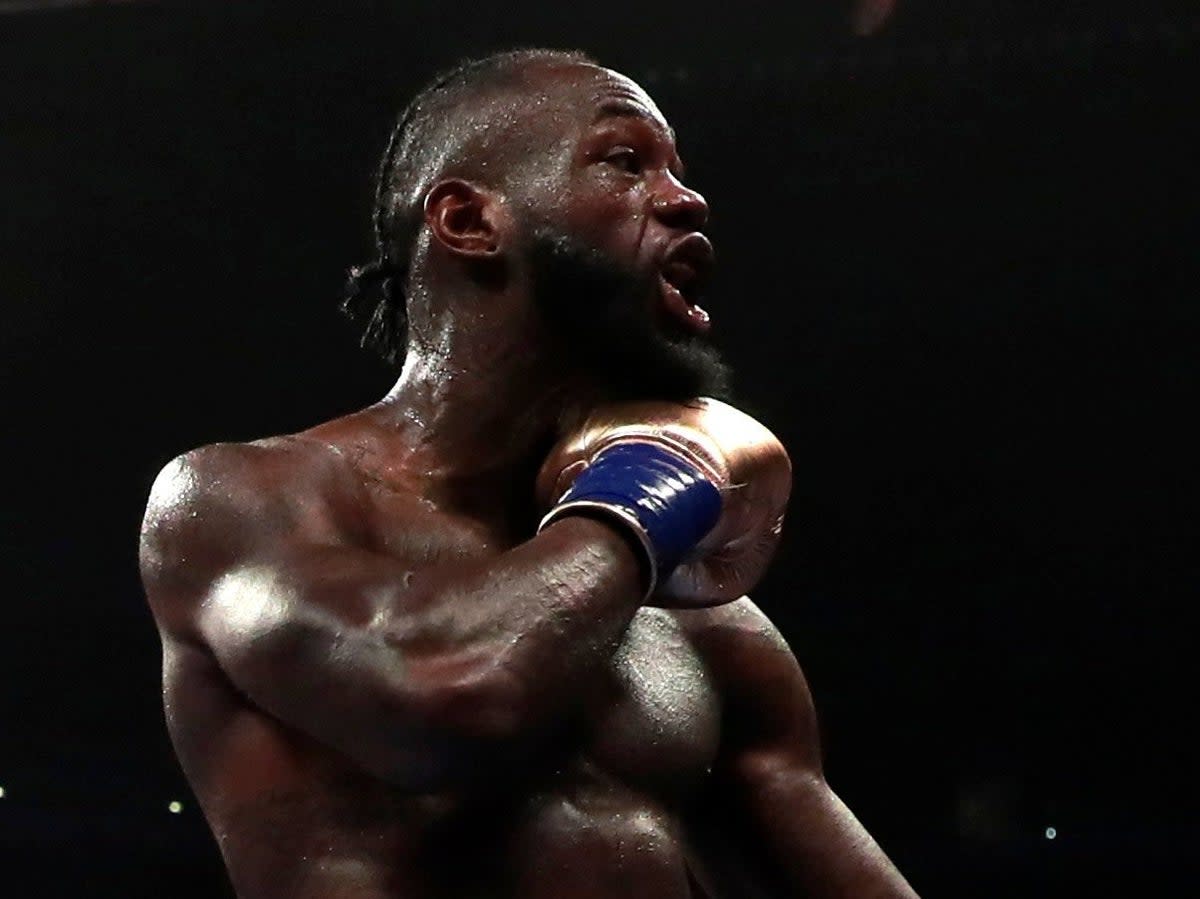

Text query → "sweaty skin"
[139,61,918,899]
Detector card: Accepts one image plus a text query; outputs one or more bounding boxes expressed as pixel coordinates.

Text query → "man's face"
[512,65,732,403]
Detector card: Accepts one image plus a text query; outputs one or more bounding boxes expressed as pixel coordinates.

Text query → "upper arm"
[138,441,444,786]
[684,598,824,782]
[139,440,370,644]
[685,600,920,898]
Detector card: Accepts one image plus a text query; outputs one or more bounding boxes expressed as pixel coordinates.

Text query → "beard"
[523,224,733,405]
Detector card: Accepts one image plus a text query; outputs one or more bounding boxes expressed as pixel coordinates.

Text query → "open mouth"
[658,234,714,334]
[662,259,702,303]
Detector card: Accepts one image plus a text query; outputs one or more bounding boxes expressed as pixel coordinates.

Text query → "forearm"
[195,513,643,788]
[380,515,646,742]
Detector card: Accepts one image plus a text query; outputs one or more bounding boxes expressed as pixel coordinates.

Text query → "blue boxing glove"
[536,399,791,607]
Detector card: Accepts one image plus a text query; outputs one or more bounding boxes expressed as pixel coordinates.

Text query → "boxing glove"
[536,398,791,606]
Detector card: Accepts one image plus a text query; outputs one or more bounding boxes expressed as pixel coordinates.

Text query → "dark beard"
[524,225,733,404]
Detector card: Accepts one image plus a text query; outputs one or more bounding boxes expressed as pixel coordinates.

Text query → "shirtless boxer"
[139,49,918,898]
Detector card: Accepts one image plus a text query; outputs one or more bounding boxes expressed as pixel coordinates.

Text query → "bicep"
[689,598,825,779]
[692,601,918,898]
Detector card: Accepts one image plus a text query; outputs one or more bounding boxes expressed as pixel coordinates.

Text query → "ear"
[422,178,509,260]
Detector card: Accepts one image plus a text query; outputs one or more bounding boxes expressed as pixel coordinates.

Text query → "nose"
[651,176,709,231]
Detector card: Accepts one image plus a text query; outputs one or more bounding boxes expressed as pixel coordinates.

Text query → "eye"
[603,146,642,174]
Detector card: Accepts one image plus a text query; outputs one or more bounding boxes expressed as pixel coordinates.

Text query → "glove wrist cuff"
[538,440,722,600]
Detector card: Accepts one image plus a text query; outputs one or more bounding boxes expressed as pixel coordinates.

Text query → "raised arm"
[685,599,920,899]
[139,440,645,791]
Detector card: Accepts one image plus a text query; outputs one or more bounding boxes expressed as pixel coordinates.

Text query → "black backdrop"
[2,2,1196,896]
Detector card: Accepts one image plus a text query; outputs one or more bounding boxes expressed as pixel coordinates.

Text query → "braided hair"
[342,48,594,366]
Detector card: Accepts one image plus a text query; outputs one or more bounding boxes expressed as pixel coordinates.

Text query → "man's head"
[344,49,730,402]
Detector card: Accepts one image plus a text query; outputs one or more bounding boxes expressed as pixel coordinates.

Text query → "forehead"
[523,62,672,137]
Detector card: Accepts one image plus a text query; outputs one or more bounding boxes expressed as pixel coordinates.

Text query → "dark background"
[2,1,1196,896]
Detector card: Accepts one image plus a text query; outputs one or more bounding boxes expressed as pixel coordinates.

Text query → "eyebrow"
[595,99,676,137]
[592,99,684,175]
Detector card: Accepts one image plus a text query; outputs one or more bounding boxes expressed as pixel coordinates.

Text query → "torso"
[158,424,738,899]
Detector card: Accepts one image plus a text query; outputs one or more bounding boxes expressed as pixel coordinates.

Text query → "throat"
[355,351,578,525]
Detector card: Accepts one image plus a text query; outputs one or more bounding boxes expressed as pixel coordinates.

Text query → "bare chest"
[572,607,720,796]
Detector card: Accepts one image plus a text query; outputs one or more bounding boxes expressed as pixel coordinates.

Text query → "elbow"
[330,665,532,794]
[363,660,532,792]
[404,652,534,749]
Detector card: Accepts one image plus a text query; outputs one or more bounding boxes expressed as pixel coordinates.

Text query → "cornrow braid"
[341,258,406,365]
[341,48,594,367]
[340,88,431,367]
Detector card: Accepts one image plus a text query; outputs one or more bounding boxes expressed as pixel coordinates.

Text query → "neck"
[364,298,592,518]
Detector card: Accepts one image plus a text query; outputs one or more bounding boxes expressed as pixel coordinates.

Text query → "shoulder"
[677,598,822,765]
[676,596,796,675]
[138,436,365,613]
[145,433,356,504]
[141,435,358,540]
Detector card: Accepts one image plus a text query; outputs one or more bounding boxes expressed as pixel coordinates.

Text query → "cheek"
[561,181,651,251]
